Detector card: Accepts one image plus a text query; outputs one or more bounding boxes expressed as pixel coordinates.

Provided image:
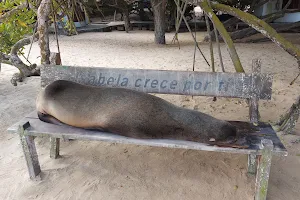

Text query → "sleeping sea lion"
[36,80,237,143]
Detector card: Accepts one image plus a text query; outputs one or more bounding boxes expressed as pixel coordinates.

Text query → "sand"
[0,31,299,200]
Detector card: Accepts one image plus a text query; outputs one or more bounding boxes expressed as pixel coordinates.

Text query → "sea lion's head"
[219,122,237,141]
[208,121,237,142]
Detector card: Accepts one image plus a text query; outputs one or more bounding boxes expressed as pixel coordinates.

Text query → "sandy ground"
[0,31,300,200]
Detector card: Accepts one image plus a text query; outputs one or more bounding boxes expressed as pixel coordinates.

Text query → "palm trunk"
[123,8,130,33]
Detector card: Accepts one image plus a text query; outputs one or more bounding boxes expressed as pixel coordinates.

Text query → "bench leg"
[248,154,257,175]
[50,137,60,159]
[18,126,41,180]
[255,139,273,200]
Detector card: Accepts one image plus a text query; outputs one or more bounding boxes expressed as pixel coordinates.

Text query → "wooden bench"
[7,60,287,200]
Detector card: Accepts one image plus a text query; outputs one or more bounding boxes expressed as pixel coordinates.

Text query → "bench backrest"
[40,65,273,100]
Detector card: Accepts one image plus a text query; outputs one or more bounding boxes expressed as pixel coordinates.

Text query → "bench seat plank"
[8,111,287,156]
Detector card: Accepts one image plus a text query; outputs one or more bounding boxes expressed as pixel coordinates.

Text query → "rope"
[173,0,210,67]
[51,0,61,54]
[193,4,196,71]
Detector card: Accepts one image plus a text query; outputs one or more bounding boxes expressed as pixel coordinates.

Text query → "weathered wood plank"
[8,112,288,156]
[18,123,41,180]
[255,139,273,200]
[40,65,273,100]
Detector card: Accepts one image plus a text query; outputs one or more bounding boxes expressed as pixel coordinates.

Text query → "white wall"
[254,0,283,17]
[275,12,300,22]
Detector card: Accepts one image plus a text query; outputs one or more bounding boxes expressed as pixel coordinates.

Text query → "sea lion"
[36,80,237,143]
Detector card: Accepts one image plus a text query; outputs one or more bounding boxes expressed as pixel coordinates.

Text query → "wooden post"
[18,122,41,180]
[50,138,60,159]
[249,59,261,124]
[248,59,262,175]
[248,154,257,175]
[255,139,273,200]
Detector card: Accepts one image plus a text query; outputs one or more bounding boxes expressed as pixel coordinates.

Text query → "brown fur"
[36,80,237,142]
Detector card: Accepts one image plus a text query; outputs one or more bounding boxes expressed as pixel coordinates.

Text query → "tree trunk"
[10,33,39,76]
[123,8,130,33]
[2,33,40,86]
[37,0,51,64]
[276,96,300,134]
[230,28,257,41]
[151,0,167,44]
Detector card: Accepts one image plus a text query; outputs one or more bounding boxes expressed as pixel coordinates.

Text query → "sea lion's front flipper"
[37,112,66,126]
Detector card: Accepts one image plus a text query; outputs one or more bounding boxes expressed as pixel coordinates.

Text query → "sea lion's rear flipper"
[38,112,109,132]
[37,112,66,126]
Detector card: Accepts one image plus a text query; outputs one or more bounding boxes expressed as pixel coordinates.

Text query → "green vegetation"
[0,0,36,54]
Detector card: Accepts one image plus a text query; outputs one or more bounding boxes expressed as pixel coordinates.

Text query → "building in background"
[254,0,300,23]
[276,0,300,22]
